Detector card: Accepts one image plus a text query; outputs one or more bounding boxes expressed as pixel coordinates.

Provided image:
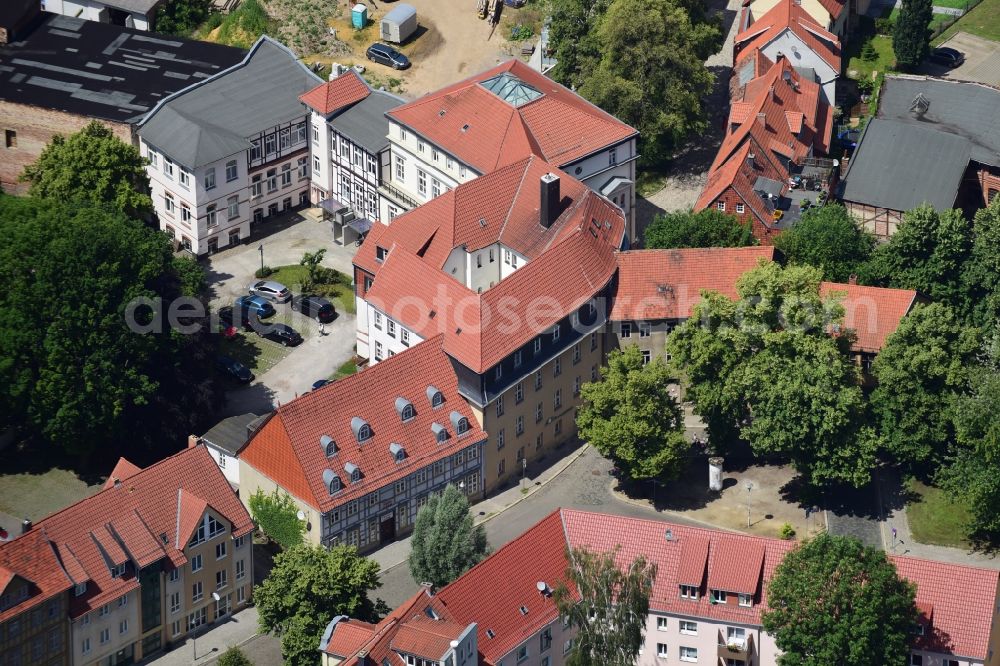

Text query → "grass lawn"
[266,265,356,314]
[217,327,293,376]
[846,34,896,80]
[637,170,669,198]
[0,467,103,522]
[330,359,358,381]
[905,479,971,548]
[934,0,1000,43]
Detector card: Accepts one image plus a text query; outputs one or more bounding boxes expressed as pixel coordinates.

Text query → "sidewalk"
[144,606,261,666]
[877,470,1000,569]
[370,442,591,574]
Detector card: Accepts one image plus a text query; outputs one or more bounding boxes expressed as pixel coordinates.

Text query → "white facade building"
[42,0,160,30]
[138,36,321,255]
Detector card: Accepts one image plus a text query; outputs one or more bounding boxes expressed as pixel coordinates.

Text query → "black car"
[312,379,330,390]
[366,43,410,70]
[258,323,303,347]
[215,355,254,383]
[929,47,964,68]
[291,295,336,323]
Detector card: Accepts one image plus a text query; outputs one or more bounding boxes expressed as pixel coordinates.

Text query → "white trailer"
[380,3,417,43]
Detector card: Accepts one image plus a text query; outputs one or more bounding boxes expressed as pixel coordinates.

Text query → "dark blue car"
[215,355,254,383]
[235,295,276,319]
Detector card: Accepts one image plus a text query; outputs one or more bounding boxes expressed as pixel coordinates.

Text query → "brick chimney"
[848,274,858,285]
[188,435,201,449]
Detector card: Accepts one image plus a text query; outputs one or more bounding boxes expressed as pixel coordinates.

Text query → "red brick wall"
[354,267,373,300]
[708,187,780,246]
[975,165,1000,205]
[0,101,134,195]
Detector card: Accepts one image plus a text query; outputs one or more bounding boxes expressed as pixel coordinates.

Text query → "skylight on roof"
[479,73,543,107]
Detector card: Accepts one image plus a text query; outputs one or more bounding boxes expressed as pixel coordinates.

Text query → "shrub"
[875,16,895,34]
[861,40,877,61]
[510,24,534,41]
[255,265,274,278]
[779,523,796,540]
[217,647,253,666]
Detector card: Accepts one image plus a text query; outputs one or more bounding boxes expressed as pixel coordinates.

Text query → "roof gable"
[103,457,142,490]
[819,282,918,353]
[735,0,841,72]
[300,69,371,115]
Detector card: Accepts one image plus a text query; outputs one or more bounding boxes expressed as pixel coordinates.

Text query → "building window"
[498,459,506,476]
[417,169,427,196]
[100,628,110,645]
[181,204,192,223]
[540,628,552,652]
[250,139,262,161]
[216,569,228,590]
[639,322,651,337]
[431,178,441,198]
[679,620,697,634]
[418,140,425,153]
[621,322,632,338]
[642,350,651,365]
[609,147,617,165]
[82,638,91,654]
[120,619,129,634]
[515,382,523,404]
[170,592,180,614]
[498,429,505,450]
[395,155,405,181]
[680,584,698,599]
[910,656,923,666]
[281,163,292,187]
[163,193,175,216]
[164,158,174,178]
[192,581,203,603]
[517,645,528,663]
[516,416,524,436]
[235,535,246,549]
[554,389,562,410]
[716,201,726,211]
[679,647,698,662]
[267,168,278,193]
[535,402,543,423]
[191,554,203,572]
[738,593,751,607]
[496,395,505,417]
[216,541,227,560]
[237,585,247,605]
[207,205,218,228]
[573,376,581,395]
[535,370,543,391]
[656,643,668,658]
[534,337,542,354]
[251,174,262,198]
[313,154,322,174]
[711,589,727,603]
[169,569,179,583]
[388,319,396,338]
[204,167,216,190]
[656,617,668,631]
[736,203,745,214]
[179,169,190,189]
[227,195,239,220]
[554,357,562,377]
[147,149,158,168]
[226,160,238,182]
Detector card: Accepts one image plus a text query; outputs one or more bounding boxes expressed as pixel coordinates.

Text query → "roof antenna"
[910,92,930,119]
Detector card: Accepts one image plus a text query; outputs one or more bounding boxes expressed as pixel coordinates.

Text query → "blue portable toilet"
[351,3,368,29]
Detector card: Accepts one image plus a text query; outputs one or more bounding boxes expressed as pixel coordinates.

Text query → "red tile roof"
[103,457,142,490]
[696,140,789,230]
[391,616,469,659]
[892,556,999,660]
[299,70,371,115]
[360,158,625,374]
[387,59,636,173]
[5,445,253,618]
[239,336,488,512]
[817,0,846,19]
[0,529,73,624]
[819,282,919,353]
[676,536,710,586]
[432,511,569,664]
[611,247,777,321]
[323,618,377,657]
[734,0,842,72]
[707,539,765,595]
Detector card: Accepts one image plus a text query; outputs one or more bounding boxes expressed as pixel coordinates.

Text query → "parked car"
[929,47,964,68]
[291,295,336,322]
[366,43,410,70]
[235,295,276,320]
[837,128,861,149]
[215,355,254,383]
[312,379,330,390]
[258,323,303,347]
[248,280,292,303]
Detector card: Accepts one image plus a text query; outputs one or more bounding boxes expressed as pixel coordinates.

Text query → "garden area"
[933,0,1000,43]
[263,263,356,314]
[905,479,972,548]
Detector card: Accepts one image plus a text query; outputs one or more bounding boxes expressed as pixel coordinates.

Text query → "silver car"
[248,280,292,303]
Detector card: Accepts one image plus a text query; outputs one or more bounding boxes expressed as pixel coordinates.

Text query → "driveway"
[205,210,360,415]
[932,31,1000,86]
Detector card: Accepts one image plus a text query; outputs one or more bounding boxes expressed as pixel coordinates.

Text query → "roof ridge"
[497,156,535,237]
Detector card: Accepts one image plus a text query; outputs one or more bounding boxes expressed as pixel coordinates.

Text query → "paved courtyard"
[933,31,1000,86]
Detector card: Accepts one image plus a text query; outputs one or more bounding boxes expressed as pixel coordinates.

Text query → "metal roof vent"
[479,218,487,227]
[486,629,496,639]
[519,605,529,615]
[461,124,470,132]
[910,92,930,119]
[665,529,674,541]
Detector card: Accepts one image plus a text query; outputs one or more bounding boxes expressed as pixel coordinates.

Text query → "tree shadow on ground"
[617,455,722,512]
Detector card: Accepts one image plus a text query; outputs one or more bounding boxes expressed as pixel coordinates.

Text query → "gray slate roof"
[841,118,970,211]
[842,75,1000,211]
[328,88,403,153]
[138,36,321,168]
[201,412,264,455]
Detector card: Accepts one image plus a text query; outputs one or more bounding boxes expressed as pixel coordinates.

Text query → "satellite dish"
[296,510,306,521]
[536,581,548,592]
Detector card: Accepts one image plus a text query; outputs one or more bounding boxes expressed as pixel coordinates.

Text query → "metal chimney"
[540,173,560,228]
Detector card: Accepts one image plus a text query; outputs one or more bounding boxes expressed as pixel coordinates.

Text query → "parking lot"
[925,31,1000,86]
[206,211,360,415]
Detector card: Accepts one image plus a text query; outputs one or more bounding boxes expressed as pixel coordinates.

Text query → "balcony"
[717,630,755,664]
[378,180,420,211]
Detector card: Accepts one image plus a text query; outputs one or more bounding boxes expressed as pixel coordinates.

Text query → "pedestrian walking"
[319,322,326,336]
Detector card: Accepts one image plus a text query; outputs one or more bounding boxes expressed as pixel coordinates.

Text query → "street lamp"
[258,244,265,275]
[521,458,527,487]
[745,481,754,528]
[193,592,222,661]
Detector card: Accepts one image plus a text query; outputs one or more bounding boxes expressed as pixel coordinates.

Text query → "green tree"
[893,0,933,70]
[20,121,152,219]
[409,484,489,588]
[0,195,220,461]
[217,647,253,666]
[548,0,722,164]
[667,262,876,486]
[962,198,1000,332]
[299,248,327,291]
[763,533,918,666]
[772,205,875,282]
[247,488,306,550]
[255,544,382,666]
[554,546,657,666]
[871,303,979,469]
[938,339,1000,540]
[154,0,212,35]
[577,346,689,480]
[862,204,972,311]
[643,208,756,249]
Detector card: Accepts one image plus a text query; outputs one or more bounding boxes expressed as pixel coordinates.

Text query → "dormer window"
[450,410,470,436]
[321,434,337,457]
[390,442,406,462]
[376,246,389,262]
[426,385,444,408]
[74,583,87,597]
[351,417,373,443]
[323,469,342,495]
[344,462,361,483]
[396,397,415,421]
[738,593,751,607]
[110,563,126,579]
[711,590,727,604]
[680,585,698,600]
[431,422,448,443]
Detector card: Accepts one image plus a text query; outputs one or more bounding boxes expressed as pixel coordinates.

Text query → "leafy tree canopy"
[255,544,382,666]
[577,345,690,480]
[763,533,917,666]
[217,647,253,666]
[547,0,722,164]
[20,121,152,219]
[154,0,213,35]
[871,303,979,469]
[554,546,657,666]
[773,205,876,282]
[962,198,1000,333]
[409,484,489,588]
[893,0,933,70]
[667,262,876,486]
[247,488,306,550]
[644,208,757,249]
[0,195,220,463]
